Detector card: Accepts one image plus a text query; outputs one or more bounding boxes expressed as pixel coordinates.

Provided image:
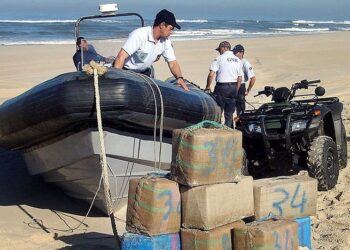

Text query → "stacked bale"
[170,121,254,249]
[250,175,318,249]
[233,217,299,249]
[121,120,318,249]
[122,174,181,249]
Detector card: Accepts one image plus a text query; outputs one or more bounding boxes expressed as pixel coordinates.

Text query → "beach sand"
[0,32,349,249]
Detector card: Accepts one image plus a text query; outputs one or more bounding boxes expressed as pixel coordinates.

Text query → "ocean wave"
[173,29,244,36]
[0,19,130,24]
[337,27,350,31]
[0,19,76,23]
[0,40,75,45]
[89,19,129,23]
[294,23,315,27]
[293,20,350,25]
[177,19,208,23]
[0,38,124,46]
[270,27,330,32]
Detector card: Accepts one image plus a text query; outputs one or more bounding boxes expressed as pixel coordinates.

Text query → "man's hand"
[245,90,249,96]
[106,56,116,63]
[204,88,211,94]
[176,77,189,91]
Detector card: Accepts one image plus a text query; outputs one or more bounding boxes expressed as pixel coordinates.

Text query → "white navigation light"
[99,4,118,14]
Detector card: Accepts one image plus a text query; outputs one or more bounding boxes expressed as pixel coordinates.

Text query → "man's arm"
[168,60,189,91]
[237,75,242,93]
[114,49,129,69]
[245,76,256,96]
[206,70,216,91]
[72,53,79,70]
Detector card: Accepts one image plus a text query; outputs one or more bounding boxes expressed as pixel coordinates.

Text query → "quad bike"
[237,80,348,191]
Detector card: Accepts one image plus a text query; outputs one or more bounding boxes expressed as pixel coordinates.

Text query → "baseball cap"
[215,41,231,51]
[155,9,181,29]
[232,44,245,54]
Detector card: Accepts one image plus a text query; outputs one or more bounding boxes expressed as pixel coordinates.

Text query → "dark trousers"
[214,82,237,128]
[236,83,246,116]
[123,67,154,78]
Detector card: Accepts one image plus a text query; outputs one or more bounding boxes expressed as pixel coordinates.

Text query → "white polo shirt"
[242,58,255,83]
[209,51,243,83]
[122,26,176,72]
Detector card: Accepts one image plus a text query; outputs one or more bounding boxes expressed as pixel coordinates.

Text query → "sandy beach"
[0,31,350,249]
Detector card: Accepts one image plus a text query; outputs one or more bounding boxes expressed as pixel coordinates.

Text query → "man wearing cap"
[232,44,256,116]
[73,37,114,71]
[206,41,243,128]
[114,9,189,91]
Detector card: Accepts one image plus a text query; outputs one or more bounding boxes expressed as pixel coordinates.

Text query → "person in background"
[73,37,114,71]
[232,44,256,117]
[113,9,189,91]
[206,41,243,128]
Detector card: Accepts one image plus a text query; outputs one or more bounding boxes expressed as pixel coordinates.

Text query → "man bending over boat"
[73,37,114,71]
[114,9,189,91]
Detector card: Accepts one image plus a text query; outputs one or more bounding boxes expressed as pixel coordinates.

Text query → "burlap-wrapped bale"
[126,174,181,236]
[253,175,317,219]
[233,217,299,250]
[171,120,242,186]
[181,220,245,250]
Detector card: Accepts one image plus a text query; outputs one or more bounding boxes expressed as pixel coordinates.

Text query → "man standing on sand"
[114,9,189,91]
[232,44,256,116]
[205,41,243,128]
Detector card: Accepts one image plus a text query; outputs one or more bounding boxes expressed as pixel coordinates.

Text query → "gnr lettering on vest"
[227,57,239,62]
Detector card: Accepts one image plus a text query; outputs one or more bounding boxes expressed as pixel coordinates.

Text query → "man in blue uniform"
[73,37,113,71]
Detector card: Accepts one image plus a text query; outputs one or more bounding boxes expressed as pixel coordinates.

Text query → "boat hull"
[23,128,172,213]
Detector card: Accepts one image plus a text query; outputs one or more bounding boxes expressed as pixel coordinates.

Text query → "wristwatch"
[176,76,184,80]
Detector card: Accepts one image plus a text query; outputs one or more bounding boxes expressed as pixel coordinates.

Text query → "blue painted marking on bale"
[295,217,312,249]
[121,233,180,250]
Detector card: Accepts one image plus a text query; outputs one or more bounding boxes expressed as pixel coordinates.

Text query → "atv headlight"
[291,120,308,132]
[248,123,262,133]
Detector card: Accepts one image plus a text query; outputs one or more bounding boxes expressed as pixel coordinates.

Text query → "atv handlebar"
[254,86,275,97]
[254,79,321,100]
[294,79,321,90]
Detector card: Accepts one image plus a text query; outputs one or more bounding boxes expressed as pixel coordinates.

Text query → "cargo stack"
[252,175,318,249]
[170,121,254,250]
[233,217,299,250]
[121,174,181,250]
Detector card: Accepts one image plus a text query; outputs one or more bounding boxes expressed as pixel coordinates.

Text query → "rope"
[69,65,165,249]
[66,174,103,232]
[92,66,121,249]
[125,70,165,172]
[105,70,166,216]
[134,73,164,171]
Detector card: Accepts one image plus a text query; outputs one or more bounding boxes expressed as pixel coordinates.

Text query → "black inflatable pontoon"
[0,69,221,150]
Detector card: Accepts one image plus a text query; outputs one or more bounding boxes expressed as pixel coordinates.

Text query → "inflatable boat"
[0,68,221,213]
[0,69,220,150]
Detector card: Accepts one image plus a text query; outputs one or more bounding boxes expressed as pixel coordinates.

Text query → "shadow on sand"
[0,148,102,216]
[55,232,116,250]
[0,148,120,248]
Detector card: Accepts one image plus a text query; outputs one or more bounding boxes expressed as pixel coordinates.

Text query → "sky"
[0,0,349,20]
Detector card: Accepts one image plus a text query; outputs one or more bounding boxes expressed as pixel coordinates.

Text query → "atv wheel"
[307,136,339,191]
[339,123,348,169]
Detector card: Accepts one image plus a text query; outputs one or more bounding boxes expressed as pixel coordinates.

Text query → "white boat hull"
[23,128,172,214]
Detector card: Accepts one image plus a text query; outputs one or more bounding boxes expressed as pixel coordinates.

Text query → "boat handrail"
[74,12,145,45]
